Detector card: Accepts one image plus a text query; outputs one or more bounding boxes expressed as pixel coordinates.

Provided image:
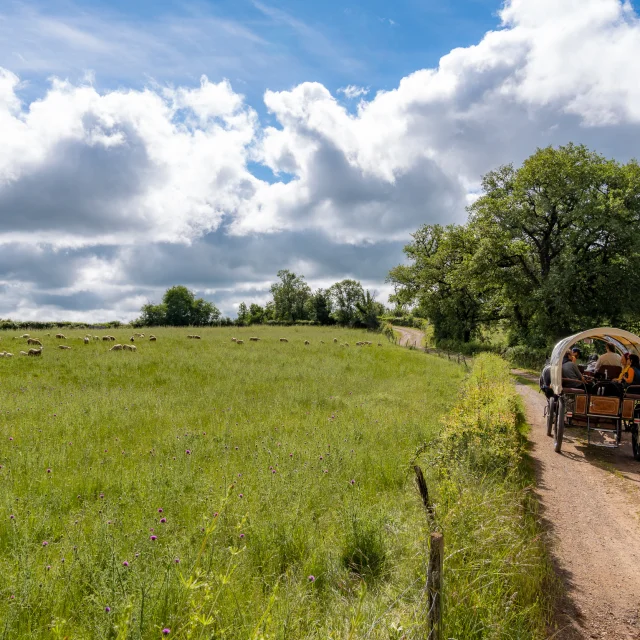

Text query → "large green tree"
[329,279,365,326]
[389,144,640,347]
[470,144,640,344]
[270,270,311,322]
[136,286,220,327]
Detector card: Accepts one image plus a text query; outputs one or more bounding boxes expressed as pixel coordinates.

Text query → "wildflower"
[9,515,14,519]
[158,508,163,513]
[42,541,48,546]
[9,437,13,441]
[135,553,140,558]
[272,469,276,474]
[160,518,167,524]
[185,449,191,455]
[10,595,15,599]
[162,629,171,635]
[350,479,356,485]
[105,606,111,613]
[122,561,129,567]
[46,565,51,571]
[213,512,219,518]
[239,533,245,539]
[150,535,157,541]
[308,575,315,582]
[239,493,243,498]
[174,558,180,564]
[289,453,293,457]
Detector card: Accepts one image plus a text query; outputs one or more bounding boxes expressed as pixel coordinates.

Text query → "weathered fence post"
[427,532,444,640]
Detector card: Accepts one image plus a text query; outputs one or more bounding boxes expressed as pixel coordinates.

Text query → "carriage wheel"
[632,426,640,461]
[546,397,556,437]
[554,398,565,453]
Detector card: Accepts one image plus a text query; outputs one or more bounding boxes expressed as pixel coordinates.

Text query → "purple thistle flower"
[9,437,13,441]
[158,508,163,513]
[122,561,129,567]
[105,606,111,613]
[174,558,180,564]
[239,533,245,539]
[42,541,48,546]
[135,553,140,557]
[238,493,243,498]
[185,449,191,455]
[46,565,51,571]
[213,512,219,518]
[9,514,14,519]
[160,518,166,524]
[308,575,315,582]
[350,479,356,485]
[46,468,51,473]
[150,535,157,541]
[162,629,171,635]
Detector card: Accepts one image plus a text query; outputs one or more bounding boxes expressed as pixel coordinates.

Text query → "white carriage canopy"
[550,327,640,395]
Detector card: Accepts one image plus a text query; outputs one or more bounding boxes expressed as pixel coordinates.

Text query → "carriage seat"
[562,379,588,393]
[598,365,622,381]
[624,385,640,400]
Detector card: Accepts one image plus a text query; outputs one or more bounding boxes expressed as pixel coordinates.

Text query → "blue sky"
[2,0,640,321]
[2,0,502,107]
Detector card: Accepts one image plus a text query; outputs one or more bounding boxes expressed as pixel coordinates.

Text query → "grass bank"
[417,353,555,638]
[0,326,466,638]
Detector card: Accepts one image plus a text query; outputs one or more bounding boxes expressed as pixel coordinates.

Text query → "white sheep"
[249,337,260,342]
[19,351,28,356]
[4,352,13,357]
[280,338,288,343]
[27,338,42,346]
[123,344,137,351]
[304,340,310,345]
[230,337,236,342]
[84,337,90,344]
[130,336,135,342]
[55,333,66,339]
[102,336,110,341]
[109,344,123,351]
[21,334,29,339]
[333,338,338,343]
[28,348,43,356]
[149,336,157,341]
[58,345,72,350]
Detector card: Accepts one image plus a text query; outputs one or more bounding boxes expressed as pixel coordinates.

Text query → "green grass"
[0,326,467,639]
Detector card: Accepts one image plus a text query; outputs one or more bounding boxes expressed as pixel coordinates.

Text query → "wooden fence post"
[427,532,444,640]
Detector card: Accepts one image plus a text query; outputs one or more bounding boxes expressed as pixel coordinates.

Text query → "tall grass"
[418,354,556,639]
[0,326,467,638]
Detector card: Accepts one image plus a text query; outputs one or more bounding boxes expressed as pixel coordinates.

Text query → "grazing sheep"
[94,336,99,340]
[249,337,260,342]
[333,338,338,343]
[280,338,288,343]
[377,343,382,347]
[5,352,13,357]
[344,343,349,347]
[236,340,244,345]
[193,335,201,340]
[56,333,66,339]
[320,340,325,344]
[109,344,123,351]
[21,334,29,339]
[230,337,236,342]
[130,336,135,342]
[28,348,43,357]
[19,351,28,356]
[27,338,42,346]
[304,340,310,345]
[149,336,157,341]
[84,337,90,344]
[58,345,72,350]
[102,336,110,341]
[123,344,137,351]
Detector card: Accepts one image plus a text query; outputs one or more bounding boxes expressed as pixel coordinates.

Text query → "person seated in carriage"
[594,342,621,372]
[562,350,587,388]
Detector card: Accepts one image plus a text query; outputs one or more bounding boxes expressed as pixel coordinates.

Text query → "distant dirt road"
[393,326,424,348]
[397,329,640,638]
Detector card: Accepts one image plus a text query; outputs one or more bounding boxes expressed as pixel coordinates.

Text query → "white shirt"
[595,351,621,370]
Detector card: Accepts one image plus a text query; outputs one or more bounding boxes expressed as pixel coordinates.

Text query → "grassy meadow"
[0,326,466,638]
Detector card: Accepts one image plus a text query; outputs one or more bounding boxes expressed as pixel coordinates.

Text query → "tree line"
[388,144,640,353]
[135,274,385,328]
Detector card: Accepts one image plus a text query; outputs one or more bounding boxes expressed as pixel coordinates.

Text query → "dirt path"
[396,330,640,637]
[393,326,424,348]
[518,384,640,638]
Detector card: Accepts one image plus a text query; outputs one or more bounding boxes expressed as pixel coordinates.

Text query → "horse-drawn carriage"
[541,328,640,456]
